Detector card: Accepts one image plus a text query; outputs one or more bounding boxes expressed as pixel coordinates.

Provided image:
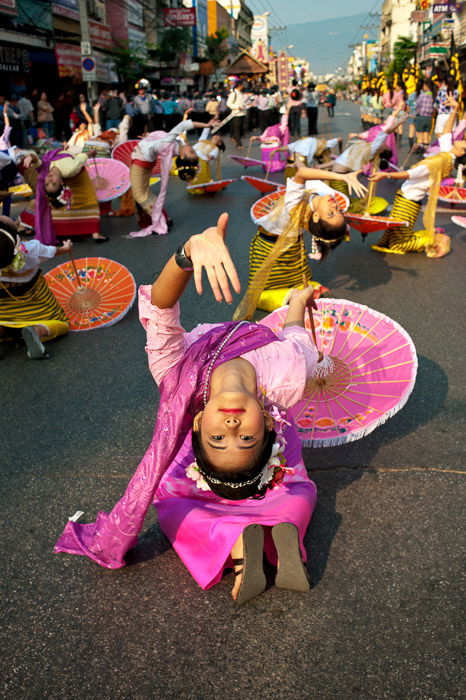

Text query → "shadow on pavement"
[300,354,448,587]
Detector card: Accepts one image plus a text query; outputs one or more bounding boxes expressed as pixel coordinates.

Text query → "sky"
[246,0,382,27]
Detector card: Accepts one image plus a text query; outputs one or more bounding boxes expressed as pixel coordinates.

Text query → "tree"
[107,42,154,86]
[204,27,230,69]
[155,27,192,63]
[389,36,417,77]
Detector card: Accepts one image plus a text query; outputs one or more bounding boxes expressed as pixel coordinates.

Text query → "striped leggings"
[375,191,429,253]
[249,229,312,289]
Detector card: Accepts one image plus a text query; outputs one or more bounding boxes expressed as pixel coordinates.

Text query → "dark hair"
[378,148,393,170]
[290,88,301,101]
[0,219,19,268]
[175,154,199,181]
[454,152,466,167]
[307,217,347,258]
[216,139,226,152]
[191,428,277,500]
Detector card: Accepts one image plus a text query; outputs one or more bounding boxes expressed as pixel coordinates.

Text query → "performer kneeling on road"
[55,213,328,606]
[128,111,218,237]
[233,165,367,318]
[369,94,464,258]
[0,216,71,359]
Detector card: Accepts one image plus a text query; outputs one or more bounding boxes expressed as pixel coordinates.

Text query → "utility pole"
[78,0,97,103]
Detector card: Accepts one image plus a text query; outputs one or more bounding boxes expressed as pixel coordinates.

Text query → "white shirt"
[288,137,339,164]
[132,120,194,163]
[254,178,342,234]
[226,89,246,117]
[193,128,219,161]
[401,133,454,201]
[0,239,56,284]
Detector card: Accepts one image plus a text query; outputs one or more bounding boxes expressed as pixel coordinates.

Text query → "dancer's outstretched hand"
[344,170,368,198]
[368,171,388,183]
[187,213,241,304]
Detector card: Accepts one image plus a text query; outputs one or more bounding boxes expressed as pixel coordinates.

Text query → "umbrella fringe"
[300,367,417,448]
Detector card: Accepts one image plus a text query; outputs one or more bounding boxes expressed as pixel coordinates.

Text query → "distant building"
[380,0,416,64]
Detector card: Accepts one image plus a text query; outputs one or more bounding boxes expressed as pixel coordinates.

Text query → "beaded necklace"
[202,321,249,407]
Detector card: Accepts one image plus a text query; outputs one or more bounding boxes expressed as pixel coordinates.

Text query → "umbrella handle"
[399,141,417,170]
[302,274,318,347]
[246,140,252,159]
[363,178,377,217]
[69,249,82,288]
[93,155,98,177]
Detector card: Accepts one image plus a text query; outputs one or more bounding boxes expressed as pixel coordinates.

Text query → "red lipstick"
[219,409,244,413]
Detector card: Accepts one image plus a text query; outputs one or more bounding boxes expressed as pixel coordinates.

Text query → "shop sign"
[89,20,112,50]
[52,0,79,21]
[411,10,429,21]
[55,43,81,79]
[433,3,461,12]
[0,45,30,72]
[0,0,17,16]
[163,8,196,26]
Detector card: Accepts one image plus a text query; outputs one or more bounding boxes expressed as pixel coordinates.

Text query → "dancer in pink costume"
[128,112,217,237]
[55,213,321,605]
[249,113,290,173]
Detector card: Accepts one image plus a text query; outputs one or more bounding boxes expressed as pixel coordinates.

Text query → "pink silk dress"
[140,287,318,590]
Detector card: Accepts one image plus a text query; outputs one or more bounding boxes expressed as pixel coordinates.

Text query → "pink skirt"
[154,423,317,590]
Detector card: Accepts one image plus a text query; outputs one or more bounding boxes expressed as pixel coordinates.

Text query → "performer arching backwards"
[369,94,465,258]
[233,166,367,318]
[128,113,218,237]
[19,148,108,243]
[186,127,225,195]
[55,214,329,605]
[0,216,71,359]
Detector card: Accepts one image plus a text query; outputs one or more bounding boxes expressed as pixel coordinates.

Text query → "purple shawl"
[55,321,280,568]
[34,149,73,245]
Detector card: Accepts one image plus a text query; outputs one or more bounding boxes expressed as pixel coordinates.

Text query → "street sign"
[162,8,196,26]
[81,55,96,81]
[81,41,91,56]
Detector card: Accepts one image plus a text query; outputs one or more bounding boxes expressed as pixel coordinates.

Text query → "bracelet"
[174,241,194,271]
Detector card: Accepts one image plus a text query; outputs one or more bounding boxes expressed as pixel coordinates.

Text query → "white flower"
[186,463,200,481]
[196,478,211,491]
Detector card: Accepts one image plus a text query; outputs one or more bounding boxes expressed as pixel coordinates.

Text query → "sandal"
[272,522,310,592]
[234,524,266,606]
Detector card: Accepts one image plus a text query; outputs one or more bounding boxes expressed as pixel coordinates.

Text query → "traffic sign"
[81,55,96,81]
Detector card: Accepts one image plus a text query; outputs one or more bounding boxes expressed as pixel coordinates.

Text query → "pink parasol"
[112,140,161,175]
[250,188,349,225]
[229,155,264,169]
[259,301,417,446]
[186,178,237,193]
[241,175,281,194]
[85,158,130,202]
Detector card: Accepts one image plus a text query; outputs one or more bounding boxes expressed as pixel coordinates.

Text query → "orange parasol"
[45,257,136,331]
[250,188,349,225]
[241,175,281,194]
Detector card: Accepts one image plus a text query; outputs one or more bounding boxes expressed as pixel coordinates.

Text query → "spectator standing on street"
[54,93,71,141]
[133,83,152,135]
[227,81,247,148]
[104,89,124,130]
[288,87,303,137]
[415,80,434,151]
[325,89,336,118]
[37,92,54,138]
[433,73,458,137]
[17,92,34,144]
[305,82,319,135]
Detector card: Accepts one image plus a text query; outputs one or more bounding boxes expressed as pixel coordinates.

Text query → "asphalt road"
[3,102,465,699]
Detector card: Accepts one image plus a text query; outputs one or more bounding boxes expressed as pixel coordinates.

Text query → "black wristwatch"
[174,241,194,271]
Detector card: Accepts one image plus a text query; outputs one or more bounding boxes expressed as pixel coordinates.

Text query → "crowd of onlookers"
[0,79,337,151]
